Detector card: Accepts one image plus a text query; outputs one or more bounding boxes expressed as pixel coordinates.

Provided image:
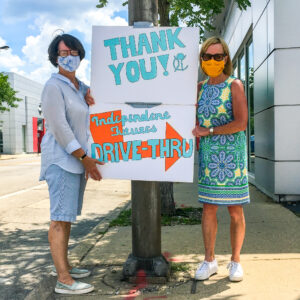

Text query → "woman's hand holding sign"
[72,148,104,181]
[192,126,209,137]
[85,88,95,106]
[81,156,104,181]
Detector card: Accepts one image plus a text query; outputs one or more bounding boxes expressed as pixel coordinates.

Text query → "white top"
[40,73,89,180]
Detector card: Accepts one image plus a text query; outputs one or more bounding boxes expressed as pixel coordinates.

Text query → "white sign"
[89,103,195,182]
[91,26,199,104]
[90,26,199,182]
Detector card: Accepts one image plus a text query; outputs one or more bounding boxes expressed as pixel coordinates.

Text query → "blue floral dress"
[197,76,250,205]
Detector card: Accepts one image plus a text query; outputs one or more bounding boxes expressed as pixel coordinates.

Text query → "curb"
[24,199,131,300]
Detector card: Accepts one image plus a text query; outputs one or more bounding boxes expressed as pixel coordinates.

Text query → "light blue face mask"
[58,55,80,72]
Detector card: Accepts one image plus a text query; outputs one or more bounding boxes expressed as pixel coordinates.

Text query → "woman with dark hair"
[192,36,249,282]
[40,33,103,295]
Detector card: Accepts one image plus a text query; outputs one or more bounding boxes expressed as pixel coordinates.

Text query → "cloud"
[0,1,128,84]
[1,0,126,24]
[25,63,56,84]
[0,36,25,69]
[76,58,90,85]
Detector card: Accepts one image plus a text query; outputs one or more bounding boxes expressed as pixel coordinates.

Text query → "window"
[247,41,254,173]
[239,53,246,85]
[233,64,238,78]
[22,125,27,153]
[233,38,255,173]
[37,118,44,131]
[0,129,3,153]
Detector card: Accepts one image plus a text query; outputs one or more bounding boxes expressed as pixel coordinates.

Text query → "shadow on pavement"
[0,213,106,300]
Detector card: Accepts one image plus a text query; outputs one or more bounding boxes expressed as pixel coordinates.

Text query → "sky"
[0,0,128,85]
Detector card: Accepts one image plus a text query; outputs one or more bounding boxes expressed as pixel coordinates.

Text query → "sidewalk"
[26,180,300,300]
[0,153,40,160]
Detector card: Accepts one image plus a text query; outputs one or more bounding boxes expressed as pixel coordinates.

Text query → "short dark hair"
[48,34,85,67]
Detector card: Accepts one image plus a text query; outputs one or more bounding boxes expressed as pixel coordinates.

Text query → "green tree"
[97,0,251,34]
[0,73,22,113]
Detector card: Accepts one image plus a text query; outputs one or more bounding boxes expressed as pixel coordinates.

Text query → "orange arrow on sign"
[90,111,191,171]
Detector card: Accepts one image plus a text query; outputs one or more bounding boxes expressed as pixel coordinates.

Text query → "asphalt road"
[0,156,131,300]
[0,156,44,196]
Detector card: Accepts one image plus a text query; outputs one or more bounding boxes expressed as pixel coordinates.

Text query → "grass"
[170,262,190,273]
[162,207,202,226]
[109,209,132,227]
[109,207,202,227]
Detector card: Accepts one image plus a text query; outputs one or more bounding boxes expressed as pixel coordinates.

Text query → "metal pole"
[131,181,161,258]
[128,0,158,26]
[123,0,169,282]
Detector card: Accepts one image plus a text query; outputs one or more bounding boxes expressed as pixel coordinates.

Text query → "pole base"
[123,253,170,283]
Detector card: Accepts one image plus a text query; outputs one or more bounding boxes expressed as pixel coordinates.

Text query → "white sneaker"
[195,259,218,280]
[55,280,94,294]
[227,261,243,282]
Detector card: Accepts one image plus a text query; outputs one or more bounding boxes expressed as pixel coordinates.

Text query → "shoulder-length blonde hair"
[200,36,233,76]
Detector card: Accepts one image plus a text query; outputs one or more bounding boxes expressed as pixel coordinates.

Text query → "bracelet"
[209,127,214,136]
[79,153,87,161]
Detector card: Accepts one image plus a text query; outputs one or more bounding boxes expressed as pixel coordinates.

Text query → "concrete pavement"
[25,177,300,299]
[0,155,131,300]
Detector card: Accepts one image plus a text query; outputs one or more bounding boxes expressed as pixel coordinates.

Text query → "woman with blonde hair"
[192,36,249,282]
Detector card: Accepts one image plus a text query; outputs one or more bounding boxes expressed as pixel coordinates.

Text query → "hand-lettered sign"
[90,26,199,182]
[91,26,199,104]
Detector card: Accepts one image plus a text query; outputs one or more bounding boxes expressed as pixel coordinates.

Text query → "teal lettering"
[139,57,157,80]
[120,35,137,58]
[170,138,182,157]
[157,54,169,76]
[141,110,149,121]
[121,115,128,126]
[163,111,171,119]
[182,139,194,158]
[149,113,157,120]
[126,61,140,83]
[150,30,168,53]
[107,112,115,124]
[148,139,159,159]
[119,141,131,161]
[91,116,99,126]
[156,113,163,120]
[91,143,103,161]
[166,28,185,50]
[150,125,157,132]
[108,63,124,85]
[104,38,120,60]
[137,33,152,55]
[133,114,142,122]
[103,143,115,162]
[123,127,129,135]
[114,143,120,162]
[111,126,122,136]
[160,139,170,158]
[132,140,142,160]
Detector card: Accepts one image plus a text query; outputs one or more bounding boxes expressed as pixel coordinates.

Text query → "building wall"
[0,72,43,154]
[209,0,300,201]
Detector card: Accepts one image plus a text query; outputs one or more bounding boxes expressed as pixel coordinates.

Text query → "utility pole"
[122,0,170,283]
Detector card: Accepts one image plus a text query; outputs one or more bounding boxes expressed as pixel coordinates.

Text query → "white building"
[0,72,44,154]
[204,0,300,201]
